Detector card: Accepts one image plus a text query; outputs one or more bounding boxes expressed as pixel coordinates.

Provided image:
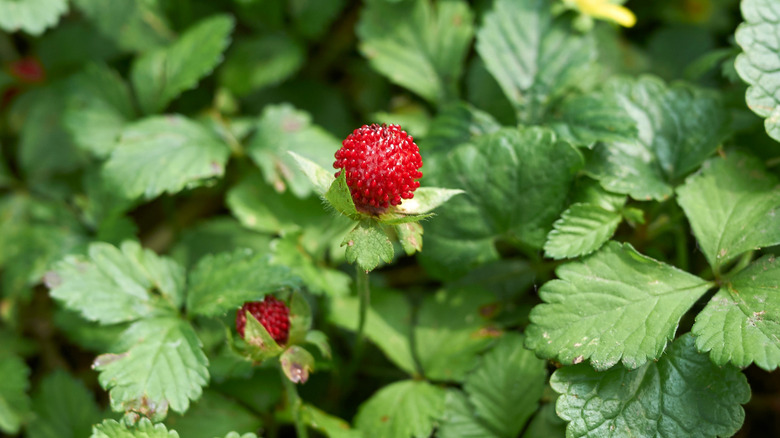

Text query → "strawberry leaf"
[357,0,474,105]
[300,404,362,438]
[354,380,446,438]
[186,249,300,317]
[93,317,209,416]
[693,254,780,370]
[341,221,394,272]
[26,370,102,438]
[551,334,750,438]
[49,241,185,324]
[676,152,780,270]
[91,418,178,438]
[551,92,639,147]
[735,0,780,142]
[102,115,230,200]
[163,391,261,438]
[586,76,728,201]
[131,15,233,114]
[543,203,623,260]
[525,242,712,370]
[477,0,597,123]
[0,0,67,35]
[0,355,30,435]
[72,0,173,52]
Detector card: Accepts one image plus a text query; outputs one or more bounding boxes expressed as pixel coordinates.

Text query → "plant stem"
[355,266,371,357]
[280,365,308,438]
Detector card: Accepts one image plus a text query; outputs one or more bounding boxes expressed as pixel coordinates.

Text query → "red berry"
[8,57,45,83]
[236,296,290,345]
[333,124,423,214]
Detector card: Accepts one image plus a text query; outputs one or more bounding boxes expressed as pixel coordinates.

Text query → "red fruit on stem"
[236,296,290,345]
[8,57,45,83]
[333,124,423,214]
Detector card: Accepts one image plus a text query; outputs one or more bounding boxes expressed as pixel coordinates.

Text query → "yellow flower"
[565,0,637,28]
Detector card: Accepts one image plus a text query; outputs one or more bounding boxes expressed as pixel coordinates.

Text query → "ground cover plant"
[1,0,779,437]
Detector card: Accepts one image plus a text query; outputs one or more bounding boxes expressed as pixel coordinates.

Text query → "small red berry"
[236,296,290,345]
[8,57,45,84]
[333,124,423,214]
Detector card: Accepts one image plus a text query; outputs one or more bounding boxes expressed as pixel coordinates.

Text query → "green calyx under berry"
[236,296,290,345]
[333,124,423,215]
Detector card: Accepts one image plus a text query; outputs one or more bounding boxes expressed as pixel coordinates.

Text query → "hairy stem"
[355,266,371,357]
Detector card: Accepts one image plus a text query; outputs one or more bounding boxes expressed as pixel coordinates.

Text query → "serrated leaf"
[64,63,135,158]
[354,380,446,438]
[186,249,300,317]
[543,203,623,259]
[219,33,305,96]
[0,0,67,35]
[0,356,30,434]
[438,391,498,438]
[443,334,546,438]
[26,370,102,438]
[586,76,728,201]
[342,221,394,272]
[94,317,209,416]
[102,115,230,200]
[525,242,712,370]
[131,15,234,114]
[72,0,173,52]
[422,102,501,153]
[414,288,495,382]
[425,127,583,253]
[91,418,179,438]
[357,0,473,104]
[551,92,638,147]
[49,241,184,324]
[169,218,273,269]
[551,334,750,438]
[164,390,261,438]
[693,254,780,370]
[476,0,597,123]
[735,0,780,142]
[328,288,417,375]
[676,152,780,270]
[248,104,341,198]
[271,232,352,297]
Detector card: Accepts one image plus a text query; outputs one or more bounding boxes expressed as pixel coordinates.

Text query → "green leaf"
[551,92,639,147]
[395,222,424,256]
[422,103,501,153]
[72,0,173,52]
[476,0,597,123]
[551,334,750,438]
[271,232,352,297]
[248,104,341,198]
[26,370,102,438]
[287,290,312,344]
[0,356,30,434]
[94,317,209,416]
[290,0,347,40]
[170,218,273,269]
[676,152,780,270]
[425,127,583,251]
[586,76,728,201]
[520,401,566,438]
[91,418,179,438]
[461,334,547,438]
[218,33,305,96]
[354,380,446,438]
[357,0,474,104]
[304,331,332,359]
[342,221,394,272]
[693,254,780,370]
[49,241,184,324]
[735,0,780,142]
[414,288,496,382]
[64,63,135,158]
[131,15,234,114]
[525,242,712,370]
[0,0,67,35]
[186,249,300,317]
[438,391,497,438]
[328,288,417,375]
[164,390,261,438]
[102,115,230,200]
[543,203,623,260]
[394,187,464,216]
[301,404,362,438]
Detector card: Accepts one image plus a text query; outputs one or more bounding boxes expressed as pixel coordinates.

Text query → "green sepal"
[325,172,361,220]
[287,151,335,196]
[395,222,423,256]
[342,221,394,272]
[243,310,284,362]
[287,290,312,346]
[280,346,315,384]
[377,212,434,225]
[304,330,332,360]
[394,187,465,215]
